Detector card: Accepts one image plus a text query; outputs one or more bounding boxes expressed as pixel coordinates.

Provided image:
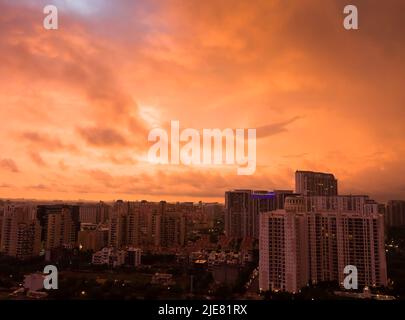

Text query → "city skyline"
[1,0,405,203]
[1,0,405,308]
[2,168,402,300]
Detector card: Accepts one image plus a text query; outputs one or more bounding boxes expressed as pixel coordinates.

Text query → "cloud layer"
[0,0,404,202]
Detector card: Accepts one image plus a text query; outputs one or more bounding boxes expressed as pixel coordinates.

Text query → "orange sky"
[0,0,404,202]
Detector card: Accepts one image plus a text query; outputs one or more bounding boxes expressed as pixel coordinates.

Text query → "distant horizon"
[1,185,403,204]
[1,172,403,203]
[0,197,225,204]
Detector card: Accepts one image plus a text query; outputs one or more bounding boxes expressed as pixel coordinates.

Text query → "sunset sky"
[0,0,404,202]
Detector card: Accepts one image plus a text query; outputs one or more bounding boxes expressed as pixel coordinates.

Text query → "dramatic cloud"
[0,0,404,202]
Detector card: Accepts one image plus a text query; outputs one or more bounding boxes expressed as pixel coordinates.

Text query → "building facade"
[385,200,405,227]
[225,189,293,239]
[0,205,41,259]
[259,195,387,293]
[37,205,80,250]
[295,170,338,196]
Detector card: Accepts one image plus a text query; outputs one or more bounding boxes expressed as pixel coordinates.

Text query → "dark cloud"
[257,116,302,139]
[78,127,129,147]
[28,151,47,167]
[0,158,20,173]
[26,184,49,190]
[0,183,12,188]
[21,131,79,154]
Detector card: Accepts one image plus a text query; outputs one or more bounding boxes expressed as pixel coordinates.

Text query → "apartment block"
[0,205,41,259]
[259,195,387,293]
[295,170,338,196]
[225,189,293,239]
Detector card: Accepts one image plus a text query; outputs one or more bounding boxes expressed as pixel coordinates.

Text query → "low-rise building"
[92,247,126,267]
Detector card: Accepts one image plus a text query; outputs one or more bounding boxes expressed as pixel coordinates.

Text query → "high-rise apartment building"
[259,209,308,293]
[37,205,80,250]
[127,200,161,247]
[259,195,387,293]
[79,202,110,224]
[109,200,187,250]
[385,200,405,227]
[160,202,186,248]
[225,189,293,239]
[108,200,129,248]
[295,170,338,196]
[0,205,41,259]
